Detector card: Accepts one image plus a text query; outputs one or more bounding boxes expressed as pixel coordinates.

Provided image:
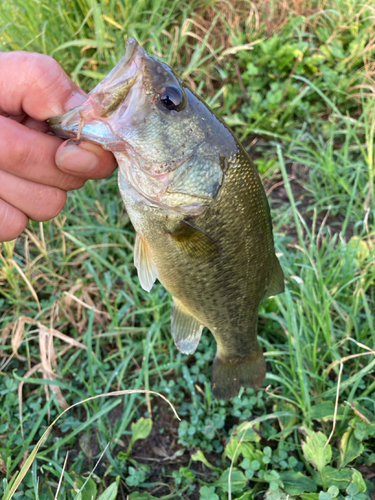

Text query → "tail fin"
[211,350,266,400]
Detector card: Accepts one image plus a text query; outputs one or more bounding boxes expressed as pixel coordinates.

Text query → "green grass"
[0,0,375,499]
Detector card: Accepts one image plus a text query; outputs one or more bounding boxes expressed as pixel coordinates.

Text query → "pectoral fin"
[134,233,158,292]
[171,298,204,354]
[266,256,285,297]
[169,220,220,260]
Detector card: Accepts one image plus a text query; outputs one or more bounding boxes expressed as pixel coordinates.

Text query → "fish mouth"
[48,37,146,151]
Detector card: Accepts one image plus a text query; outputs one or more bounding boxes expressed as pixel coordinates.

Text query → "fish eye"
[160,85,184,111]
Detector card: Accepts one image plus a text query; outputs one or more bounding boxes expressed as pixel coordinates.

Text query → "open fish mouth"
[48,37,146,151]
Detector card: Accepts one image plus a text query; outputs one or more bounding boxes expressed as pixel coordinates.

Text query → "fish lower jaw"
[118,168,176,214]
[118,162,207,215]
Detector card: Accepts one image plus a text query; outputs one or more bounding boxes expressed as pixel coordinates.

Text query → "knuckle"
[30,54,63,83]
[27,54,70,99]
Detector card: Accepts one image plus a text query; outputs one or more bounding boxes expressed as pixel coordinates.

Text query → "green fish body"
[49,38,284,399]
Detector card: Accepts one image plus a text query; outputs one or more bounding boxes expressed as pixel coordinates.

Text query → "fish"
[49,37,284,400]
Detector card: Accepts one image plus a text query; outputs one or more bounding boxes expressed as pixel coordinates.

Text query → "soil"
[66,398,211,499]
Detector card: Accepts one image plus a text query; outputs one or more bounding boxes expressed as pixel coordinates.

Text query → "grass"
[0,0,375,499]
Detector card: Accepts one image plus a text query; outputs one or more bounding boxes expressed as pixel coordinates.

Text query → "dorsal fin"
[171,298,204,354]
[266,256,285,297]
[134,233,158,292]
[169,220,220,260]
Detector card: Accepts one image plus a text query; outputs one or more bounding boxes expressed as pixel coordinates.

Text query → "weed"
[0,0,374,499]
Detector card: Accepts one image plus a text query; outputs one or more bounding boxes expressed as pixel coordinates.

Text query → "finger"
[21,116,50,133]
[0,52,87,120]
[56,140,117,179]
[0,115,86,191]
[0,198,29,242]
[0,170,67,222]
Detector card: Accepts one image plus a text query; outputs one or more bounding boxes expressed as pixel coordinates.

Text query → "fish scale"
[120,143,278,399]
[48,37,284,399]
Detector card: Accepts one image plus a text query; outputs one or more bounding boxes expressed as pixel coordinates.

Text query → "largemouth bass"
[49,38,284,399]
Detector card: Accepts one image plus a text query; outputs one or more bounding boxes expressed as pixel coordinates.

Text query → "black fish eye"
[160,85,183,111]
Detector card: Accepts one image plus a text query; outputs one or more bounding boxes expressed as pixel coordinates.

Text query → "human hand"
[0,52,117,242]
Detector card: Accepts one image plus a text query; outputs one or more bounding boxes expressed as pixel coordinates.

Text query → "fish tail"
[211,348,266,400]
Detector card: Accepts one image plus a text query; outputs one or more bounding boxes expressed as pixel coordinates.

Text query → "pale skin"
[0,52,117,242]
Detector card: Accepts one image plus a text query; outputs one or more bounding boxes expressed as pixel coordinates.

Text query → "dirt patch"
[127,399,222,499]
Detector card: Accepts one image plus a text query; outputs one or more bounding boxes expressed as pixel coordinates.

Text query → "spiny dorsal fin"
[134,233,158,292]
[171,298,204,355]
[169,220,220,260]
[266,256,285,297]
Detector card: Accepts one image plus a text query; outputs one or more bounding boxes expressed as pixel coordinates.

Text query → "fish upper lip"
[48,37,146,144]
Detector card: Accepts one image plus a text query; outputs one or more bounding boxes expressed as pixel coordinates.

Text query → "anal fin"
[134,233,157,292]
[266,256,285,297]
[172,298,204,354]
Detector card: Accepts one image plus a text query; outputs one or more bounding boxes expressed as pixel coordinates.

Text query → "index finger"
[0,52,87,120]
